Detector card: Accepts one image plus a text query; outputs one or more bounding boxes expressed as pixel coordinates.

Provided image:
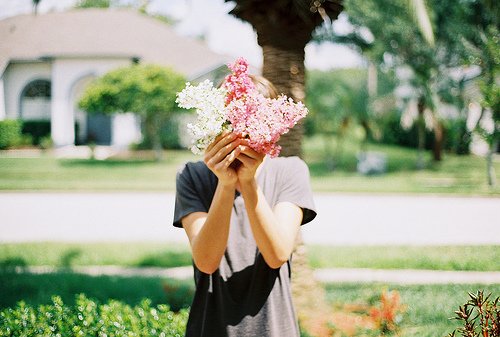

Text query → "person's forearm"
[191,183,235,274]
[239,179,297,269]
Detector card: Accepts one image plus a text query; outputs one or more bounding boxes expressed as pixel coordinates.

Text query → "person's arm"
[182,133,241,274]
[237,143,303,269]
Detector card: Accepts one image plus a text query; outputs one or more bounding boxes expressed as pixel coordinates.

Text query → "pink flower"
[222,58,308,158]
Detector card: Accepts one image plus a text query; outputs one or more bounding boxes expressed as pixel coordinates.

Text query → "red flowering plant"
[176,57,308,157]
[369,289,406,334]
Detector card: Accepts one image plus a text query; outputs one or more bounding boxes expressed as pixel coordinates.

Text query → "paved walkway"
[1,192,499,245]
[18,265,500,284]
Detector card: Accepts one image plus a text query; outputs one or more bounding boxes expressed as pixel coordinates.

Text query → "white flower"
[176,80,230,154]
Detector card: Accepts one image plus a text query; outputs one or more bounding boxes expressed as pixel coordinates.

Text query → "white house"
[0,9,229,147]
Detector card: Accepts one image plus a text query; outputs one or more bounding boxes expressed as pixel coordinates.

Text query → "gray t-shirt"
[173,156,316,337]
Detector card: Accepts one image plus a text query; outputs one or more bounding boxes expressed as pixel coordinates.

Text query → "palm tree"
[33,0,41,15]
[227,0,343,157]
[226,1,343,334]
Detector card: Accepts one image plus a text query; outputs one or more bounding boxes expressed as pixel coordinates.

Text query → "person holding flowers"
[173,58,316,337]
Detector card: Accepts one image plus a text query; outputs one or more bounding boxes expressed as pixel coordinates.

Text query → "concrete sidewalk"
[18,265,500,285]
[1,192,499,245]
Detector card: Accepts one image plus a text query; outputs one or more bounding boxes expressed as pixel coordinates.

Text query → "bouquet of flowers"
[176,57,308,157]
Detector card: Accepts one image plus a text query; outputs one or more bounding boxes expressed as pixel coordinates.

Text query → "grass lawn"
[1,242,499,272]
[307,245,500,271]
[1,136,499,194]
[303,135,500,195]
[0,150,197,191]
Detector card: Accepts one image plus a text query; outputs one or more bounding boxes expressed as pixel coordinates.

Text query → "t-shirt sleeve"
[276,157,317,225]
[173,163,209,228]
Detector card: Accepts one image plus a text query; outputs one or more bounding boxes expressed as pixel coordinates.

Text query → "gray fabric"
[174,156,316,337]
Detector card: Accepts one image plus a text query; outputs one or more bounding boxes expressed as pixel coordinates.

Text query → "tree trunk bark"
[417,97,426,169]
[261,45,305,158]
[432,118,443,161]
[145,114,163,161]
[487,137,498,187]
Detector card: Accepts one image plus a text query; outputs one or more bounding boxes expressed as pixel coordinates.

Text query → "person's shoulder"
[266,156,308,171]
[177,160,210,180]
[178,160,207,172]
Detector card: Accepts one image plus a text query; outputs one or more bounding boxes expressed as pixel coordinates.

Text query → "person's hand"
[204,132,241,187]
[235,139,265,185]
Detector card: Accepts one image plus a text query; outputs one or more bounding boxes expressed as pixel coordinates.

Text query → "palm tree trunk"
[487,137,497,186]
[417,96,426,169]
[261,45,305,158]
[432,118,443,161]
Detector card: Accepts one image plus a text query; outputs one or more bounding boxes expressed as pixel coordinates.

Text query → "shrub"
[0,294,188,336]
[444,118,471,155]
[374,111,472,155]
[0,120,23,149]
[21,120,51,146]
[373,111,434,149]
[448,290,499,337]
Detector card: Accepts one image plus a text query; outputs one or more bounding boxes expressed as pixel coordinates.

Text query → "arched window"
[22,79,51,99]
[20,79,51,120]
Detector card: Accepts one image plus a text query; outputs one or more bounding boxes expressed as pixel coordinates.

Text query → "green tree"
[78,64,186,160]
[75,0,111,8]
[457,0,499,186]
[32,0,41,15]
[306,69,369,169]
[317,0,467,166]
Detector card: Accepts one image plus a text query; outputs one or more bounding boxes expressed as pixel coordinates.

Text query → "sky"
[0,0,365,70]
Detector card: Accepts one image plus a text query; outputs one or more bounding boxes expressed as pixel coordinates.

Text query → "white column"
[0,77,6,120]
[51,73,74,147]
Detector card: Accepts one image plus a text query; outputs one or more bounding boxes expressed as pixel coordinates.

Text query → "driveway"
[1,192,499,245]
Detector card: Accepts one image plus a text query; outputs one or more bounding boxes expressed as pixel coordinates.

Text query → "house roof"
[0,8,229,79]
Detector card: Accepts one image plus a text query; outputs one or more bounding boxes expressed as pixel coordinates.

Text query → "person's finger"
[205,133,237,161]
[215,147,241,171]
[206,139,241,169]
[237,144,261,160]
[236,152,256,167]
[206,131,231,153]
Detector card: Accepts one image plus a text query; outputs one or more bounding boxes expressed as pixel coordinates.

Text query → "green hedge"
[21,120,51,146]
[0,120,23,150]
[374,112,471,155]
[0,294,188,337]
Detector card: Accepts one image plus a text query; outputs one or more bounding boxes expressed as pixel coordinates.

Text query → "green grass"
[308,245,500,271]
[1,242,499,272]
[0,150,197,191]
[1,136,499,194]
[324,282,500,336]
[304,135,500,195]
[0,242,192,268]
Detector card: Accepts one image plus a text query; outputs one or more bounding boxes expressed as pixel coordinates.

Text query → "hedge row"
[0,295,188,337]
[0,120,24,150]
[374,112,471,155]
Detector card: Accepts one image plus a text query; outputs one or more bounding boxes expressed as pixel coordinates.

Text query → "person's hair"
[249,74,279,99]
[218,74,279,99]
